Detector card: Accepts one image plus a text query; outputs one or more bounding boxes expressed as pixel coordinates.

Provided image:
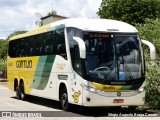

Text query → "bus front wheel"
[60,88,70,111]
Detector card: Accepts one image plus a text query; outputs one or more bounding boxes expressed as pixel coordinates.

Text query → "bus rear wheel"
[20,82,27,101]
[16,86,21,100]
[60,88,70,111]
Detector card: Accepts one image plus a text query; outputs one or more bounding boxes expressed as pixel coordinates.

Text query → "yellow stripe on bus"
[92,82,133,92]
[10,24,51,41]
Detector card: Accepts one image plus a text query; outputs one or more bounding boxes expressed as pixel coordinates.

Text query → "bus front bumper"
[82,89,145,107]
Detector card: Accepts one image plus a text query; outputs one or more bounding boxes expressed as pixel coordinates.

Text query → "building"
[41,13,67,25]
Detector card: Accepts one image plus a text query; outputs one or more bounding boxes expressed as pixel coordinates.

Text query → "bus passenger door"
[70,46,83,105]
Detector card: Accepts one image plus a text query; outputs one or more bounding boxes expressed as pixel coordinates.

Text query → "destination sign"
[90,33,110,38]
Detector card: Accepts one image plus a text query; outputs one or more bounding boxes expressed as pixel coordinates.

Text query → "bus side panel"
[67,73,83,106]
[29,55,70,100]
[7,56,39,93]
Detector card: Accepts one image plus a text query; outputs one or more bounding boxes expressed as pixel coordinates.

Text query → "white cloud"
[0,0,102,38]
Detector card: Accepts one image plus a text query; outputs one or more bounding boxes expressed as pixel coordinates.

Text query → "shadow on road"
[11,95,158,117]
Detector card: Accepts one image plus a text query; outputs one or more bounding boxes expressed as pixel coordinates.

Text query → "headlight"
[83,84,100,93]
[89,87,99,93]
[138,87,145,92]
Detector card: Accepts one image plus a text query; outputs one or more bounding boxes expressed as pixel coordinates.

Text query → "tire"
[128,106,137,110]
[16,86,21,100]
[111,106,121,111]
[20,82,27,101]
[60,87,70,111]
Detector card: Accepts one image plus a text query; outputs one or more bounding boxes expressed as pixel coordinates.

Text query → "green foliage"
[136,19,160,109]
[136,19,160,57]
[0,61,7,78]
[0,40,8,60]
[98,0,160,25]
[6,31,27,41]
[145,61,160,109]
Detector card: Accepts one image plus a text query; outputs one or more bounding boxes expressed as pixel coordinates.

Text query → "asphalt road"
[0,82,159,120]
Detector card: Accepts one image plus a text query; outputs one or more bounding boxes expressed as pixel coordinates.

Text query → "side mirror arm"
[73,37,86,59]
[142,39,156,60]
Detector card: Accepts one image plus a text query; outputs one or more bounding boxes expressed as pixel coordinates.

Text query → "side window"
[67,28,82,75]
[19,39,26,57]
[44,31,54,55]
[34,34,43,56]
[56,29,67,60]
[29,36,35,56]
[25,37,31,57]
[51,31,57,55]
[8,29,67,58]
[8,41,14,57]
[9,40,19,58]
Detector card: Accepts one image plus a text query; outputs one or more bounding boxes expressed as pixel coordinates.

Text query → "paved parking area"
[0,82,159,120]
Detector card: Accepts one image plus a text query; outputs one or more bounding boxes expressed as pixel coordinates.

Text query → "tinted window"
[8,28,67,59]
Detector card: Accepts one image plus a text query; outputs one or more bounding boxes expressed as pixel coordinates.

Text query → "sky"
[0,0,102,39]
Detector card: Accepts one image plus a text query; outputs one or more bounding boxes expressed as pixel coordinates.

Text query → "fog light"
[138,87,145,92]
[86,97,91,102]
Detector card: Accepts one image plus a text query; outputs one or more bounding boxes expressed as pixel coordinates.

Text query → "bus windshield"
[84,32,144,81]
[67,28,144,81]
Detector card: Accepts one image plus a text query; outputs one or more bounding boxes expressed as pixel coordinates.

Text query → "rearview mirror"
[73,37,86,59]
[142,39,156,60]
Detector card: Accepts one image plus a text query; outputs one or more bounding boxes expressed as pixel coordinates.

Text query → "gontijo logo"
[16,60,32,68]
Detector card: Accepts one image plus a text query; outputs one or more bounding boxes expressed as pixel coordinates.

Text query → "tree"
[136,19,160,56]
[6,31,27,41]
[98,0,160,25]
[0,40,7,60]
[136,19,160,109]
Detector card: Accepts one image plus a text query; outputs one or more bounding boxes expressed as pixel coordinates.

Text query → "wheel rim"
[20,83,25,99]
[21,90,24,99]
[61,93,68,108]
[16,87,20,99]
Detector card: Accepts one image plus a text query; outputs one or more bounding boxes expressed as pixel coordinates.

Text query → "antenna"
[50,2,56,15]
[52,2,53,13]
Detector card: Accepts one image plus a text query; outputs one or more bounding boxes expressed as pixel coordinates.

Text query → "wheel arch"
[59,82,68,101]
[19,78,24,85]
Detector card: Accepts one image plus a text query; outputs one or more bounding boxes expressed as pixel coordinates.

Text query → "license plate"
[113,99,124,103]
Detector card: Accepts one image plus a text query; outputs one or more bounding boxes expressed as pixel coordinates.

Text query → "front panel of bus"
[67,27,145,106]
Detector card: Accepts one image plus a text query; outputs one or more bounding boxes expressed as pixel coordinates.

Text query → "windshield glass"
[67,28,144,81]
[83,32,144,81]
[83,32,117,80]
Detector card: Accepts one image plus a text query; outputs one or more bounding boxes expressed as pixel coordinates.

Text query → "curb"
[0,79,7,82]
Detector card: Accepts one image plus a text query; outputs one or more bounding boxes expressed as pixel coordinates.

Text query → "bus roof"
[52,18,138,33]
[10,18,138,41]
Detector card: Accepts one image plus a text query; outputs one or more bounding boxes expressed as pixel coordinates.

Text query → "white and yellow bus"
[7,18,155,111]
